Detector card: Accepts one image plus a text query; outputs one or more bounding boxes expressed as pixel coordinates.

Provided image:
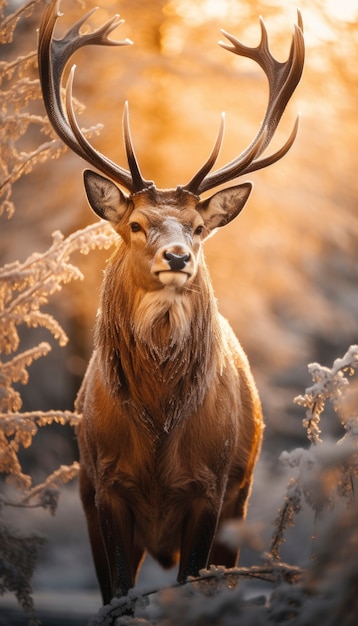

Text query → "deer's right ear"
[83,170,130,225]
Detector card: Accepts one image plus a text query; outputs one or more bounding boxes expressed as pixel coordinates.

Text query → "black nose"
[164,251,190,271]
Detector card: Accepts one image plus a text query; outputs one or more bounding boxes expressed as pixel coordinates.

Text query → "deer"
[38,0,304,607]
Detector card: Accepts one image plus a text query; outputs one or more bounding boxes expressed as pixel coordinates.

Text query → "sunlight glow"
[171,0,246,26]
[173,0,358,31]
[197,0,231,20]
[325,0,358,21]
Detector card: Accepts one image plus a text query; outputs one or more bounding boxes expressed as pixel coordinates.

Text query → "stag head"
[38,0,304,290]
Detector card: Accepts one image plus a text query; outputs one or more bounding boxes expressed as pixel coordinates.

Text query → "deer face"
[84,170,252,291]
[129,210,201,290]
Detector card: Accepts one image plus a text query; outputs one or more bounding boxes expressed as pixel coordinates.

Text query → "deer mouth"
[156,270,190,287]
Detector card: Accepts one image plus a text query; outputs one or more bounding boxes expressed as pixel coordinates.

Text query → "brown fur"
[75,180,263,604]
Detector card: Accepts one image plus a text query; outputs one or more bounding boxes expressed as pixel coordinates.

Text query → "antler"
[38,1,304,197]
[38,0,153,193]
[183,11,305,195]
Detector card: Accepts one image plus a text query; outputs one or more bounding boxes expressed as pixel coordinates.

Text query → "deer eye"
[130,222,142,233]
[194,224,204,236]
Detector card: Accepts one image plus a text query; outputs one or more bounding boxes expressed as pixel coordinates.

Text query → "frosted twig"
[93,562,303,622]
[294,345,358,444]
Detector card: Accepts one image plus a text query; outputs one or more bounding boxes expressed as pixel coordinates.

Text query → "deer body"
[75,182,262,600]
[38,0,304,605]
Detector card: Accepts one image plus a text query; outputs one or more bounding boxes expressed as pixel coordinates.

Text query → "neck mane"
[95,246,222,433]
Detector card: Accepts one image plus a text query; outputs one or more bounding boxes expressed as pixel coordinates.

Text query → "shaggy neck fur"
[95,244,223,433]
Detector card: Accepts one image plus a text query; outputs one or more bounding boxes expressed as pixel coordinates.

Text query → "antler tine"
[242,112,300,177]
[183,113,225,195]
[184,118,268,195]
[123,102,154,193]
[38,0,151,192]
[188,11,304,196]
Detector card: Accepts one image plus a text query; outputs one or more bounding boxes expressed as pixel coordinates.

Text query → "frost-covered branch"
[1,461,81,515]
[294,344,358,444]
[91,562,303,624]
[0,50,37,85]
[0,222,117,354]
[0,221,117,502]
[0,0,43,45]
[270,346,358,569]
[270,477,301,561]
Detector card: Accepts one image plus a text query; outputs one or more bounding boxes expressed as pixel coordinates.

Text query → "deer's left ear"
[197,182,252,232]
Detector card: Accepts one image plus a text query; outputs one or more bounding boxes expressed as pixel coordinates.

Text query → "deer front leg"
[96,486,141,603]
[79,467,113,604]
[178,500,220,583]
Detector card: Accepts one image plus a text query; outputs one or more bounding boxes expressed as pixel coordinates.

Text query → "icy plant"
[0,223,116,503]
[295,344,358,445]
[0,0,63,219]
[0,1,117,621]
[0,0,101,219]
[271,344,358,562]
[0,222,116,621]
[265,345,358,625]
